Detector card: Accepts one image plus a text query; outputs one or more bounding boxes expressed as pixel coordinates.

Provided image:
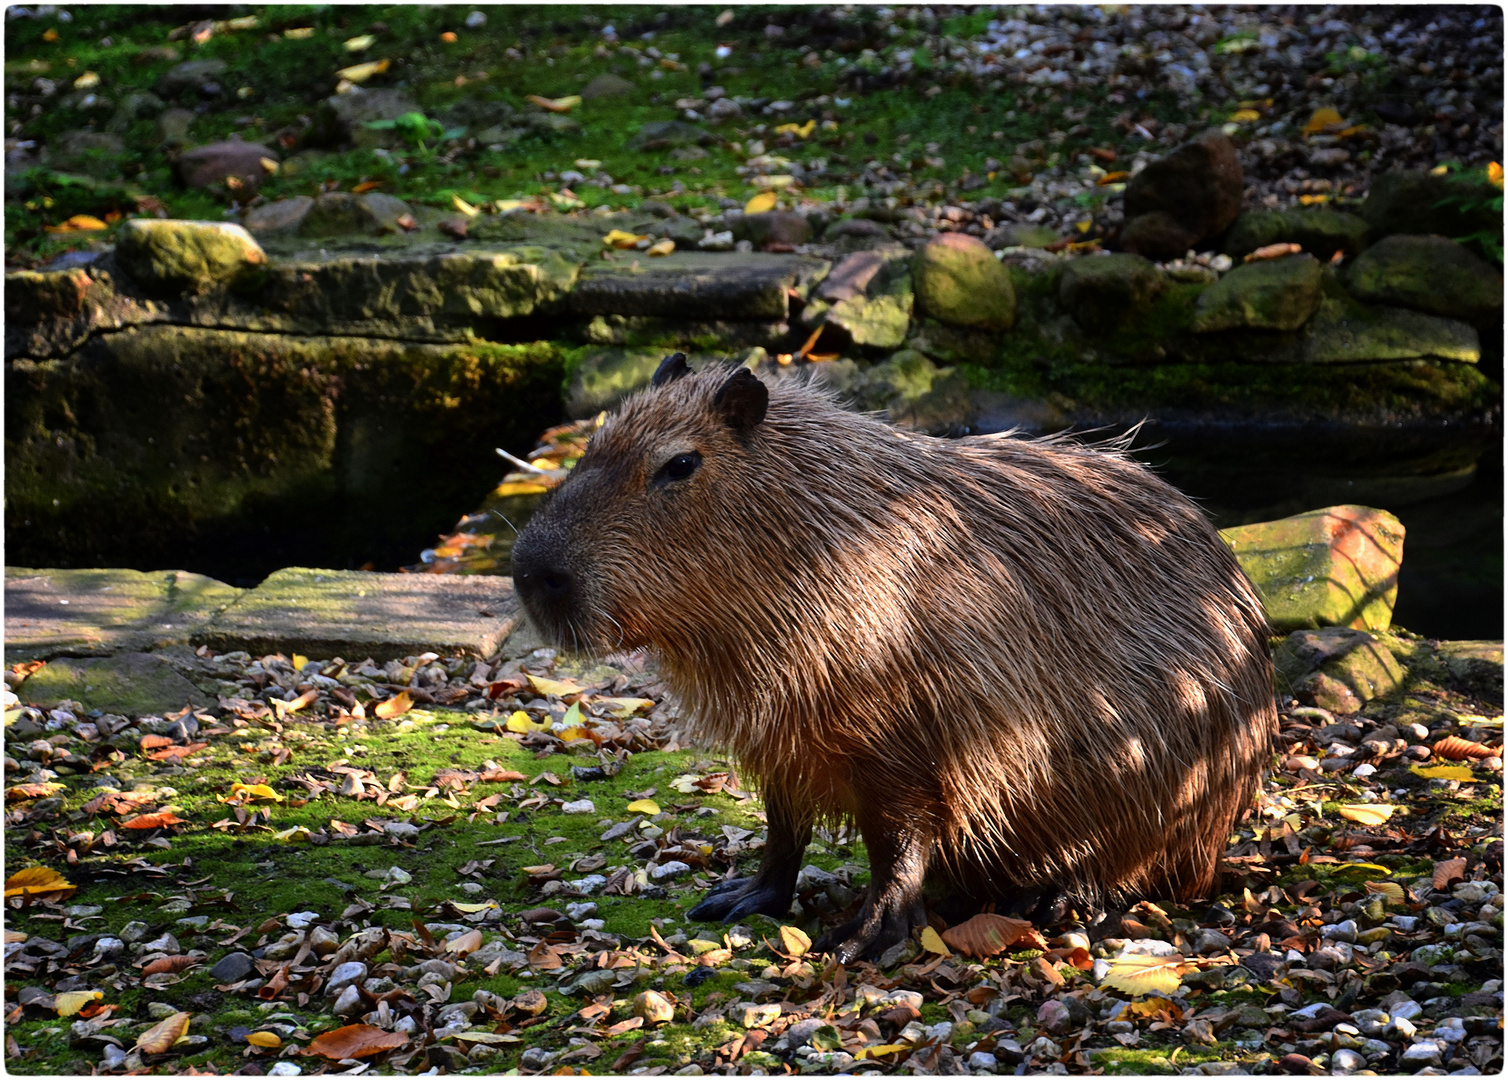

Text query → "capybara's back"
[512,358,1277,962]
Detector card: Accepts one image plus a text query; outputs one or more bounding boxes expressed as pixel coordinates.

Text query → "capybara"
[511,354,1277,963]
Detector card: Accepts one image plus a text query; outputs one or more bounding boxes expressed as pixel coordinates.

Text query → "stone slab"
[17,651,217,714]
[194,567,520,662]
[569,251,827,320]
[1436,640,1504,697]
[4,567,244,663]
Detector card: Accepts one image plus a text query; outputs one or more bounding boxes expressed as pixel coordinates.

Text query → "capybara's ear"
[713,368,768,434]
[652,352,691,387]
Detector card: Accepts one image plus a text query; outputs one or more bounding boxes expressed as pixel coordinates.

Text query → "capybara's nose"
[511,537,572,611]
[536,567,572,599]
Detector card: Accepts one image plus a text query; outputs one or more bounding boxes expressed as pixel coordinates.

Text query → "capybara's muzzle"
[510,529,576,643]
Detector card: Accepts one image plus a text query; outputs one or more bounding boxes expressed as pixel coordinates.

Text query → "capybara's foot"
[814,892,927,964]
[688,876,793,923]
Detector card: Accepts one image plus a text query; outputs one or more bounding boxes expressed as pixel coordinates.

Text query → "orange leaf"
[141,955,199,976]
[136,1011,192,1053]
[940,913,1048,958]
[374,690,413,720]
[1096,170,1130,185]
[1434,735,1496,761]
[1433,857,1468,890]
[121,812,188,830]
[1245,242,1302,262]
[351,180,383,193]
[301,1024,408,1060]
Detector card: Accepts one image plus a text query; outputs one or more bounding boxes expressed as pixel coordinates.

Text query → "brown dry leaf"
[1245,242,1302,262]
[1434,735,1496,761]
[6,782,65,802]
[136,1011,192,1053]
[1100,953,1186,997]
[374,690,413,720]
[779,925,811,957]
[351,180,383,194]
[300,1024,408,1060]
[444,928,483,956]
[5,866,78,899]
[273,688,318,718]
[1364,881,1406,903]
[121,812,189,830]
[526,94,581,113]
[1433,857,1468,890]
[141,955,199,976]
[940,913,1047,958]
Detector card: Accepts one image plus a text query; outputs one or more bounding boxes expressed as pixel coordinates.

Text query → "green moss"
[1093,1046,1236,1075]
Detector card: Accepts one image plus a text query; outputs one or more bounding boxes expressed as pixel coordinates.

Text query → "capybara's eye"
[652,451,702,488]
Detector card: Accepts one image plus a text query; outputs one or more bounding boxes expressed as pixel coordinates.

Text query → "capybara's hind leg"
[815,814,930,963]
[689,788,812,923]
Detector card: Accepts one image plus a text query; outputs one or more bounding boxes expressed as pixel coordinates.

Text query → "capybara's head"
[511,354,774,655]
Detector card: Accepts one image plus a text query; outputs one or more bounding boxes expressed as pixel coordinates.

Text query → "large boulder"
[176,139,278,193]
[243,196,315,235]
[1272,627,1408,714]
[1360,168,1504,248]
[912,233,1015,330]
[1223,208,1370,262]
[299,191,416,237]
[17,652,217,714]
[1436,640,1504,698]
[1220,505,1405,633]
[1190,253,1323,332]
[1057,253,1166,333]
[807,247,914,349]
[1301,297,1480,365]
[733,211,812,251]
[1345,234,1503,327]
[1121,129,1244,260]
[317,88,423,149]
[114,219,267,294]
[566,347,674,418]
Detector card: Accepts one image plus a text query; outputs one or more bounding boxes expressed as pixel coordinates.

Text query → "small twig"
[495,448,549,474]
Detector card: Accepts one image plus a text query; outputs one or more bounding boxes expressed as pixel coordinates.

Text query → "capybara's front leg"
[689,786,812,923]
[814,814,929,964]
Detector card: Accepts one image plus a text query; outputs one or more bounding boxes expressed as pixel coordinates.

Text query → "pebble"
[1400,1042,1443,1068]
[1331,1048,1367,1073]
[1322,919,1359,943]
[649,860,690,881]
[968,1051,999,1072]
[561,798,595,814]
[285,911,322,930]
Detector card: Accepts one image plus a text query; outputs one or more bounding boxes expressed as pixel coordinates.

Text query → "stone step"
[5,565,520,666]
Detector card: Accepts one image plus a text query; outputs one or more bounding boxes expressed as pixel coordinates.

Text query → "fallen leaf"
[452,194,479,216]
[1364,881,1406,903]
[940,913,1047,958]
[1100,953,1186,997]
[343,34,375,51]
[626,799,661,815]
[54,990,103,1017]
[505,710,552,734]
[444,928,483,956]
[526,674,582,697]
[335,58,390,84]
[6,782,65,802]
[1433,857,1468,890]
[527,94,581,113]
[292,654,309,671]
[246,1031,281,1048]
[743,191,778,214]
[646,238,675,256]
[136,1011,191,1053]
[1434,736,1496,761]
[601,229,649,249]
[273,688,318,718]
[220,782,284,804]
[1245,242,1303,262]
[919,926,951,955]
[1303,107,1345,135]
[121,812,189,830]
[779,925,811,957]
[1298,193,1330,205]
[1336,804,1397,826]
[1231,108,1262,122]
[1097,170,1130,185]
[300,1023,408,1060]
[374,690,413,720]
[855,1044,911,1060]
[1489,161,1503,188]
[141,955,198,976]
[1411,764,1476,781]
[43,214,109,233]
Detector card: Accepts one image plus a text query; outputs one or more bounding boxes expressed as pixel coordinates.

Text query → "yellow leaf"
[136,1011,192,1054]
[55,990,103,1017]
[1298,193,1330,205]
[919,926,951,956]
[597,696,654,718]
[526,674,581,698]
[335,59,390,83]
[646,238,675,257]
[343,35,375,52]
[452,195,478,216]
[1489,162,1503,188]
[283,27,314,39]
[493,480,549,497]
[272,826,311,842]
[505,710,552,734]
[292,654,308,671]
[1231,108,1261,123]
[1411,764,1476,781]
[752,174,797,190]
[743,191,778,214]
[1303,107,1345,135]
[1365,881,1406,902]
[855,1044,910,1059]
[626,799,661,815]
[450,901,499,914]
[527,94,581,113]
[1100,953,1186,997]
[219,783,284,804]
[246,1031,282,1048]
[374,690,413,720]
[601,229,648,249]
[44,214,109,233]
[73,71,100,90]
[779,925,811,957]
[1430,164,1451,176]
[773,120,816,139]
[4,866,76,899]
[1335,862,1393,877]
[1336,804,1397,826]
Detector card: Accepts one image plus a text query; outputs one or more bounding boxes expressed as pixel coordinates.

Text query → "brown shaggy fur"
[511,363,1277,962]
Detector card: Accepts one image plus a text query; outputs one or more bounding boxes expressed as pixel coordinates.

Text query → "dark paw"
[814,896,925,964]
[687,876,793,923]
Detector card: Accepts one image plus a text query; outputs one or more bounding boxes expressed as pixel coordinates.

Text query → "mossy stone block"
[4,567,243,663]
[1436,640,1504,697]
[1223,208,1371,261]
[1057,253,1166,333]
[566,347,672,419]
[1273,627,1409,714]
[1191,254,1323,332]
[912,233,1016,330]
[1220,505,1405,634]
[17,652,216,714]
[195,567,520,662]
[1301,297,1480,364]
[114,218,267,295]
[1346,234,1504,326]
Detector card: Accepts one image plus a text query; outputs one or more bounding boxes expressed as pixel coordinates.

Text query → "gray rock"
[114,218,266,294]
[1346,234,1503,326]
[1122,129,1244,259]
[983,222,1061,249]
[175,139,278,193]
[244,196,314,235]
[325,961,368,995]
[565,347,668,419]
[156,108,195,146]
[809,247,914,349]
[1191,253,1323,332]
[1360,169,1503,248]
[1273,628,1408,714]
[1399,1041,1440,1068]
[331,984,364,1017]
[1058,253,1167,333]
[1302,297,1480,365]
[733,211,812,250]
[107,90,165,134]
[320,88,424,149]
[209,951,255,983]
[43,131,126,177]
[299,192,416,237]
[569,251,816,321]
[156,59,228,97]
[627,120,712,151]
[582,73,635,100]
[1224,208,1371,262]
[650,860,690,881]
